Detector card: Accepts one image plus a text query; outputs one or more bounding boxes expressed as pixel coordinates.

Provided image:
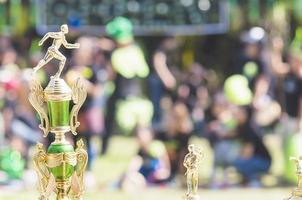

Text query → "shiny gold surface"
[52,130,70,144]
[51,126,71,133]
[70,140,88,199]
[44,78,72,101]
[288,156,302,199]
[46,152,77,168]
[183,144,203,200]
[30,24,88,200]
[33,24,80,79]
[33,140,88,199]
[70,78,87,136]
[33,143,56,199]
[29,78,50,137]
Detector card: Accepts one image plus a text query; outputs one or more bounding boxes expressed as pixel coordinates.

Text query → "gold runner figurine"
[33,24,80,78]
[183,144,203,200]
[287,156,302,199]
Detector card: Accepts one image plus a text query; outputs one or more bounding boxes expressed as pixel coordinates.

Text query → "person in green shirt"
[102,17,150,154]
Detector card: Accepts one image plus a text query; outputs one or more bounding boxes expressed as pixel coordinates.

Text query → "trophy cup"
[29,24,88,200]
[286,156,302,200]
[183,144,203,200]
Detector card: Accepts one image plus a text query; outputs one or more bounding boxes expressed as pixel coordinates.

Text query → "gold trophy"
[183,144,203,200]
[29,24,88,200]
[286,156,302,200]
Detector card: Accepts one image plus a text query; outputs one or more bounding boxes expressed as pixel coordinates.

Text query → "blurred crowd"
[1,16,302,190]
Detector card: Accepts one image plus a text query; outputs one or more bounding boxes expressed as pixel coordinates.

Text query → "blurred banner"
[35,0,229,35]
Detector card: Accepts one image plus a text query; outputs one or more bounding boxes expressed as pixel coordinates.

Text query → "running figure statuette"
[33,24,80,78]
[287,156,302,199]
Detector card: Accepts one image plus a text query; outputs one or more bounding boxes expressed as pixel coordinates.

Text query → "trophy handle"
[70,139,88,199]
[29,78,50,137]
[70,78,87,135]
[34,143,55,199]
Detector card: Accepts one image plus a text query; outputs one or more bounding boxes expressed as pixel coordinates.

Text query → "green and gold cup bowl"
[47,143,75,180]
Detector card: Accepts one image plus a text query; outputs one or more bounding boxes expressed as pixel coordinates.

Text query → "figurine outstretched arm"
[39,32,61,46]
[39,33,51,46]
[62,38,80,49]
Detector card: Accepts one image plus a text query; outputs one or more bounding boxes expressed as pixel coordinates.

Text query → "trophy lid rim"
[44,77,72,101]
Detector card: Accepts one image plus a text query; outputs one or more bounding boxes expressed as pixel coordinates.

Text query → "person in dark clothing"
[233,106,271,185]
[283,50,302,119]
[283,73,302,118]
[156,101,192,180]
[148,37,178,128]
[234,27,268,91]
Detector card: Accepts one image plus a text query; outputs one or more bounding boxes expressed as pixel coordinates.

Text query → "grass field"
[0,136,294,200]
[0,188,292,200]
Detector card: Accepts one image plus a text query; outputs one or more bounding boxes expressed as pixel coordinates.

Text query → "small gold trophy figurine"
[286,156,302,200]
[183,144,203,200]
[29,24,88,200]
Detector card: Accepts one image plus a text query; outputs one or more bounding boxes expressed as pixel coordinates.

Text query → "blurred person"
[281,30,302,183]
[66,36,106,170]
[0,48,20,90]
[234,27,268,90]
[253,75,281,129]
[120,126,170,190]
[0,47,29,181]
[73,36,113,137]
[269,35,289,78]
[1,106,26,183]
[233,106,271,186]
[176,84,190,105]
[9,70,42,163]
[149,37,178,129]
[0,105,4,148]
[184,63,208,107]
[268,35,289,108]
[205,92,240,188]
[282,35,302,130]
[183,63,209,133]
[191,86,209,135]
[220,73,273,187]
[0,48,41,161]
[157,100,193,180]
[103,17,150,154]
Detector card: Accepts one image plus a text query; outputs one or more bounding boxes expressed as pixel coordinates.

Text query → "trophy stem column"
[54,131,68,144]
[56,179,71,200]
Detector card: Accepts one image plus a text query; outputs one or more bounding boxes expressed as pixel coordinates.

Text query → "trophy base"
[287,196,302,200]
[286,188,302,200]
[184,194,200,200]
[57,196,70,200]
[293,187,302,197]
